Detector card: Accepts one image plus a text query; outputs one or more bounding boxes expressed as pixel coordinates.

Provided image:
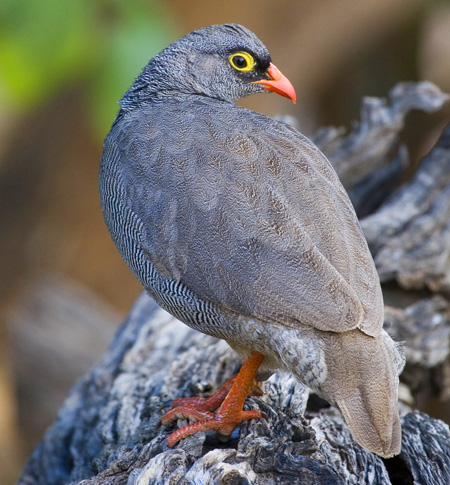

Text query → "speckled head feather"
[121,24,272,109]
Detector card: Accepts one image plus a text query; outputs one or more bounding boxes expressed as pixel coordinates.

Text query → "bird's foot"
[162,405,262,447]
[167,375,238,414]
[162,352,265,446]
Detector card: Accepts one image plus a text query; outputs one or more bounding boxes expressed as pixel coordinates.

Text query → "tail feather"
[320,329,403,458]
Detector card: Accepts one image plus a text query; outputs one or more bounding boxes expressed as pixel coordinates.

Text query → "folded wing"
[113,98,383,337]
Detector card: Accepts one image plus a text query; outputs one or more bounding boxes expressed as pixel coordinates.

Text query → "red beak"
[253,63,297,104]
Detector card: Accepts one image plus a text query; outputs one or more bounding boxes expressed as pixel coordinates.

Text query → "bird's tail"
[318,329,404,458]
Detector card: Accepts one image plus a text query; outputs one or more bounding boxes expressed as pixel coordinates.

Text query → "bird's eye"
[229,51,256,72]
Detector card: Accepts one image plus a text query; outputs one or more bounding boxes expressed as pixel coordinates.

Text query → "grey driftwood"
[19,82,450,484]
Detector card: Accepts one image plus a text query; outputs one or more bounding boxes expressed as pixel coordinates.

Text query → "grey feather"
[99,24,403,458]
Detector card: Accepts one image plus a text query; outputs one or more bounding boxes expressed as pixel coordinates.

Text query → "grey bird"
[99,23,404,458]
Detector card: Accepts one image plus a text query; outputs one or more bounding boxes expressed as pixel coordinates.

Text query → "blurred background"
[1,0,450,482]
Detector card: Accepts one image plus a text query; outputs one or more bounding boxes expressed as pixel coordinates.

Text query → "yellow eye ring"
[229,51,256,72]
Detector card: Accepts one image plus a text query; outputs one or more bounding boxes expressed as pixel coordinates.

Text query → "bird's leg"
[162,351,265,446]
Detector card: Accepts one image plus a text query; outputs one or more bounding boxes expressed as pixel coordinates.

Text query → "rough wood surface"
[313,82,448,217]
[17,295,450,485]
[19,82,450,484]
[385,296,450,406]
[361,125,450,294]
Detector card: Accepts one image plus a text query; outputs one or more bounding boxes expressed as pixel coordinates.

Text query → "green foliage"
[0,0,175,136]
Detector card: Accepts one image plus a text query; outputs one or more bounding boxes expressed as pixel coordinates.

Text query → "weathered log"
[361,123,450,294]
[385,296,450,406]
[386,296,450,369]
[17,294,450,484]
[19,83,450,484]
[313,82,448,190]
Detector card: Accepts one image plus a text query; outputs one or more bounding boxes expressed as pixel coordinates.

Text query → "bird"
[99,23,404,458]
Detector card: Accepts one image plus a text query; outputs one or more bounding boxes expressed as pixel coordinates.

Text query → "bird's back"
[100,95,383,338]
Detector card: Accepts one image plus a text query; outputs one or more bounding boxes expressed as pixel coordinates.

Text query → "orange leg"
[162,351,265,447]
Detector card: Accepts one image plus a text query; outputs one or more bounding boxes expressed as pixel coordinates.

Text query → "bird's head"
[122,24,296,107]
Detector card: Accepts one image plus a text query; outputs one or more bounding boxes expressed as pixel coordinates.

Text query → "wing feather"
[113,97,383,336]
